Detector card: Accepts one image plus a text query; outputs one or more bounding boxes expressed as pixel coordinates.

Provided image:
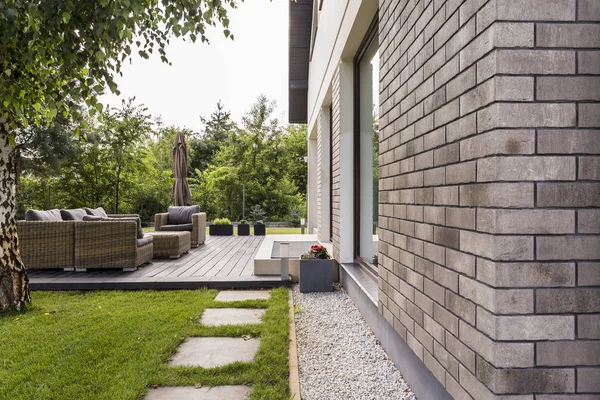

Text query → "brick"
[459,25,495,69]
[446,291,476,324]
[435,265,459,292]
[486,315,575,341]
[424,242,446,265]
[434,186,459,206]
[446,207,476,230]
[578,315,600,339]
[415,223,433,242]
[425,277,446,305]
[476,358,575,394]
[445,373,472,400]
[580,103,600,127]
[423,206,445,225]
[433,226,459,249]
[495,49,576,74]
[406,205,423,222]
[447,67,476,101]
[579,0,600,20]
[424,88,447,116]
[424,313,445,344]
[461,76,534,116]
[459,365,495,400]
[578,51,600,74]
[434,143,459,167]
[415,321,434,353]
[424,167,446,187]
[424,349,445,384]
[447,114,476,143]
[461,130,535,160]
[415,256,434,279]
[459,275,534,314]
[459,0,489,25]
[497,0,576,20]
[435,55,459,89]
[434,340,459,379]
[477,103,576,131]
[579,157,600,180]
[415,290,434,317]
[579,263,600,286]
[538,130,600,154]
[461,230,534,261]
[477,259,575,288]
[434,99,459,128]
[414,188,434,204]
[537,183,600,207]
[447,18,476,59]
[537,341,600,366]
[423,127,446,150]
[434,12,459,51]
[477,156,576,182]
[459,321,535,368]
[536,236,600,260]
[537,23,600,48]
[460,183,534,208]
[446,332,476,372]
[414,150,433,171]
[407,332,424,361]
[446,248,476,276]
[434,302,458,335]
[476,209,575,234]
[536,288,600,313]
[537,76,600,101]
[578,368,600,393]
[579,210,600,234]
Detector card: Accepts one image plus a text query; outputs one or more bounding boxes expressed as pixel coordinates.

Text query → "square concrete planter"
[299,259,333,293]
[209,224,233,236]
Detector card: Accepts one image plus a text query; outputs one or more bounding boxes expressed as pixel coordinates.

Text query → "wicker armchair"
[154,211,206,247]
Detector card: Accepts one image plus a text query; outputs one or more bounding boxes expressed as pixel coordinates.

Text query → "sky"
[100,0,289,133]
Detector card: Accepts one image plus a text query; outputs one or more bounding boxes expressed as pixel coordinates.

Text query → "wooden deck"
[28,235,286,290]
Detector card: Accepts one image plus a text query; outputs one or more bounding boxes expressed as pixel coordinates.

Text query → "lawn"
[0,288,289,400]
[143,226,302,235]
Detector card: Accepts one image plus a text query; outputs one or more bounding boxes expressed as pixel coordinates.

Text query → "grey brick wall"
[332,66,341,261]
[377,0,600,398]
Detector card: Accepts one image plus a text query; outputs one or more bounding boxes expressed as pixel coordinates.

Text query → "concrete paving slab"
[214,290,271,302]
[200,308,265,326]
[169,337,260,367]
[145,385,251,399]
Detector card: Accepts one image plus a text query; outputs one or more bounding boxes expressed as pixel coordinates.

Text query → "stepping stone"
[145,385,251,399]
[214,290,271,302]
[200,308,265,326]
[169,337,260,368]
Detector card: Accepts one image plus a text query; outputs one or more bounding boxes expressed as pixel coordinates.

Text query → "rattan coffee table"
[146,231,191,259]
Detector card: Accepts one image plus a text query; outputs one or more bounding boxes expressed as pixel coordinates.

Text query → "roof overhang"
[288,0,313,124]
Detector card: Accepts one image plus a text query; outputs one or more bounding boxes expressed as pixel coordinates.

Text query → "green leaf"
[62,12,71,23]
[33,103,41,112]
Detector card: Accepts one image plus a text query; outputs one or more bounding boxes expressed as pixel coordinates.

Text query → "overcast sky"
[100,0,289,133]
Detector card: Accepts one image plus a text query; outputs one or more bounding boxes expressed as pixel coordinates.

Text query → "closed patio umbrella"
[172,132,192,206]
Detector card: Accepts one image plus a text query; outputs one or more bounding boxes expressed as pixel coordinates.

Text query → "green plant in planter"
[237,219,250,236]
[239,219,248,224]
[213,218,231,225]
[210,218,233,236]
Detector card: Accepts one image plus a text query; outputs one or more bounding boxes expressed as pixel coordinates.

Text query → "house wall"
[377,0,600,398]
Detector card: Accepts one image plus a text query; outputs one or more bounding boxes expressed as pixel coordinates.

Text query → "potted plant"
[253,219,266,236]
[237,219,250,236]
[299,244,333,293]
[209,218,234,236]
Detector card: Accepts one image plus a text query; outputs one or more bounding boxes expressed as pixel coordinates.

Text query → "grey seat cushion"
[84,207,108,217]
[82,215,102,221]
[60,208,88,221]
[136,236,153,247]
[167,205,200,225]
[24,209,62,221]
[159,223,193,232]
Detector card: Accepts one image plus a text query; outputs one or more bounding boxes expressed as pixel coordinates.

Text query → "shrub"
[239,219,248,224]
[213,217,231,225]
[300,244,331,260]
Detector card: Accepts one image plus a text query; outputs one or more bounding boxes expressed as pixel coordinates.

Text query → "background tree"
[0,0,238,311]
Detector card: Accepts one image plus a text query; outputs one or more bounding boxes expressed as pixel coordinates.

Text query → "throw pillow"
[60,208,88,221]
[167,205,200,225]
[84,207,108,218]
[24,209,62,221]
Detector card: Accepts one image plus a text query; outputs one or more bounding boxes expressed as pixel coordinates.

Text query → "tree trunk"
[0,128,31,311]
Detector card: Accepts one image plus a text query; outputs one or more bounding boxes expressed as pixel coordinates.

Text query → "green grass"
[0,288,289,400]
[143,226,303,235]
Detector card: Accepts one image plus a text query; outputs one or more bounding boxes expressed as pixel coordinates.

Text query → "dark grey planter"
[299,259,333,293]
[238,224,250,236]
[209,224,233,236]
[254,223,265,236]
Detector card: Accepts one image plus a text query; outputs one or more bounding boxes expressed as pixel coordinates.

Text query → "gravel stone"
[293,285,416,400]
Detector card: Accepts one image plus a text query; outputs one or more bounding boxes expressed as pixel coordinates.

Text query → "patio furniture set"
[18,205,206,271]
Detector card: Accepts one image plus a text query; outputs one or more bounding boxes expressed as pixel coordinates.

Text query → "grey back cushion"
[82,215,103,221]
[82,215,143,239]
[84,207,108,218]
[60,208,88,221]
[24,209,62,221]
[167,205,200,225]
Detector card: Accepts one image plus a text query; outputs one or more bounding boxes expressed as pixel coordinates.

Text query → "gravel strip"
[293,285,416,400]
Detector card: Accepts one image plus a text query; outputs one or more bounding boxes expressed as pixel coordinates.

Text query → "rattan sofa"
[154,206,206,247]
[18,215,153,271]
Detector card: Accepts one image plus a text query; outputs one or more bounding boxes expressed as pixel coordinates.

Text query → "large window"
[354,18,379,273]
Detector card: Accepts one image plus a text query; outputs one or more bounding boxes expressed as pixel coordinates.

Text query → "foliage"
[0,288,290,399]
[239,219,248,224]
[300,244,331,260]
[212,217,231,225]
